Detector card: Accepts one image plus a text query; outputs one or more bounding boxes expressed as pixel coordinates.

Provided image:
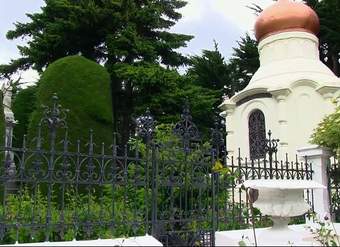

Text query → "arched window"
[248,110,266,160]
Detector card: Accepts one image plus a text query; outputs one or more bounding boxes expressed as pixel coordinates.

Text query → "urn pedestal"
[242,179,325,245]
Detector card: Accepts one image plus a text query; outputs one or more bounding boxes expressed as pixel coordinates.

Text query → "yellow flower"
[213,160,223,171]
[212,160,231,175]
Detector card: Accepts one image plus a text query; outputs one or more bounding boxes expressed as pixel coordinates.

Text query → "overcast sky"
[0,0,281,83]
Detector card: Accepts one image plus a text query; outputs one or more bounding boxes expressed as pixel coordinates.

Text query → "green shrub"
[311,98,340,156]
[12,85,37,147]
[27,55,113,152]
[1,185,147,244]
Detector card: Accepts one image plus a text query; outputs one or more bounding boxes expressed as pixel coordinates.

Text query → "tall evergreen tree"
[185,38,259,134]
[186,42,230,132]
[188,42,229,91]
[304,0,340,77]
[187,36,259,98]
[227,34,259,94]
[0,0,193,143]
[186,39,258,99]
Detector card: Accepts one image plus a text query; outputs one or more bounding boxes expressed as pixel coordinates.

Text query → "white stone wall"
[225,83,336,160]
[285,85,334,157]
[225,97,279,158]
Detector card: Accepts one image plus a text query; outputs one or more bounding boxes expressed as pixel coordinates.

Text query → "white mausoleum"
[220,0,340,160]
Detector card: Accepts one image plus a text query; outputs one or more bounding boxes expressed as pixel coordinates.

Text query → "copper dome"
[255,0,320,41]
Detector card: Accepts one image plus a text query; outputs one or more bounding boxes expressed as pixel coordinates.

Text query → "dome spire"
[255,0,320,41]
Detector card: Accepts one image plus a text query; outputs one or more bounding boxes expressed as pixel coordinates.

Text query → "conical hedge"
[27,55,113,152]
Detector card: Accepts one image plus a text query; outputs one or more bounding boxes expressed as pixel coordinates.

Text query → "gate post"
[297,145,332,219]
[151,143,158,237]
[211,172,218,247]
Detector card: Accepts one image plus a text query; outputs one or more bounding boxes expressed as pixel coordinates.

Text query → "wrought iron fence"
[328,158,340,222]
[218,149,314,230]
[0,95,314,246]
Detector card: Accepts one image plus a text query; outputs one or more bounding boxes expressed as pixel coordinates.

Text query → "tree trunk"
[121,81,133,145]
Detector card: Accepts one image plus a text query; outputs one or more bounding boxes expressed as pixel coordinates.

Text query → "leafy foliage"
[174,81,220,137]
[12,86,38,147]
[187,37,259,98]
[183,37,259,135]
[185,42,232,133]
[228,34,259,93]
[111,62,220,139]
[311,99,340,155]
[1,185,147,244]
[304,0,340,77]
[307,214,340,246]
[188,42,230,92]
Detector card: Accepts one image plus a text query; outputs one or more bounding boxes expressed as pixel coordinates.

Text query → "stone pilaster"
[221,103,236,156]
[271,89,291,156]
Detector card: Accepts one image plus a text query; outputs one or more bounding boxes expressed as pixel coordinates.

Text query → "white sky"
[0,0,287,84]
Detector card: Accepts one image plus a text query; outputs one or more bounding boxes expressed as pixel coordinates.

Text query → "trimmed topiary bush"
[27,55,113,152]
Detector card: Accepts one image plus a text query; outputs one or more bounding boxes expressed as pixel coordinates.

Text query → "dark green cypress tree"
[304,0,340,77]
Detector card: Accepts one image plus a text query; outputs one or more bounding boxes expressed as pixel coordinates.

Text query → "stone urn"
[241,179,325,245]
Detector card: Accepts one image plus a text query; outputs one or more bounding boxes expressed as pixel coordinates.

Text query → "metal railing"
[0,95,314,246]
[328,158,340,222]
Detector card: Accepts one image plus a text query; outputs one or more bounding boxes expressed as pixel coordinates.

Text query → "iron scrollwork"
[173,99,200,153]
[135,108,155,142]
[211,117,226,159]
[40,93,68,130]
[264,130,280,159]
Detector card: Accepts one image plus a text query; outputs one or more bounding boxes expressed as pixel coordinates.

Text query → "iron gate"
[144,105,223,246]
